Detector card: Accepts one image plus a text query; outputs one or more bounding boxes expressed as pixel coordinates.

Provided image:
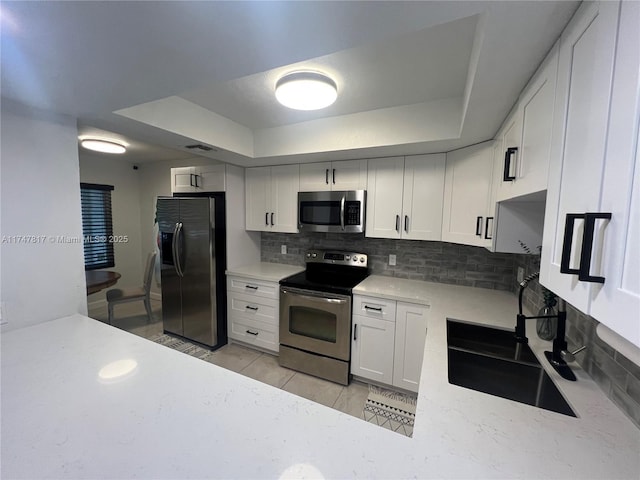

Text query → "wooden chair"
[107,252,157,325]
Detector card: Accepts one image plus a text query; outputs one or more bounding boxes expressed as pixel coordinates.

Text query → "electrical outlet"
[389,254,397,266]
[281,245,287,255]
[517,267,525,283]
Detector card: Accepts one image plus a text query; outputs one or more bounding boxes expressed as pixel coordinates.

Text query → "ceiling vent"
[185,144,216,152]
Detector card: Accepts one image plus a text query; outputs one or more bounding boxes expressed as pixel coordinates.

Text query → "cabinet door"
[540,1,620,312]
[402,154,445,241]
[196,164,226,192]
[331,159,368,191]
[351,315,395,385]
[171,167,196,194]
[589,1,640,347]
[365,157,405,239]
[299,162,331,192]
[515,43,558,197]
[393,302,428,392]
[495,110,522,200]
[245,167,271,231]
[442,141,495,247]
[270,164,299,233]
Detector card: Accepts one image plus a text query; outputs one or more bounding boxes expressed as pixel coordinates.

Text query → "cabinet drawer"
[353,295,396,322]
[228,292,277,326]
[227,276,279,300]
[229,318,278,352]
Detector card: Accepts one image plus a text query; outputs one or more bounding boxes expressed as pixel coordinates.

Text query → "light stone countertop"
[2,276,639,479]
[226,261,304,282]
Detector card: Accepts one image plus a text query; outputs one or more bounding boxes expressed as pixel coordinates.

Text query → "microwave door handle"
[340,195,346,231]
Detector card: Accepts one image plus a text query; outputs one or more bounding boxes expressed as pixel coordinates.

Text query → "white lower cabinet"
[351,295,428,393]
[393,302,429,392]
[227,275,280,353]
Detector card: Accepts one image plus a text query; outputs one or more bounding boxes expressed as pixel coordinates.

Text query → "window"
[80,183,115,270]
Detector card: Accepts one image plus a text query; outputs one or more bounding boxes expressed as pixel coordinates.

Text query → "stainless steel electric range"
[279,249,369,385]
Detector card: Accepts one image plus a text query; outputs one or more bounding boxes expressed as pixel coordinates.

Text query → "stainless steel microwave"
[298,190,366,233]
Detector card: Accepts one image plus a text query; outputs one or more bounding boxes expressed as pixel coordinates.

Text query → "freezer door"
[157,198,183,336]
[179,197,217,347]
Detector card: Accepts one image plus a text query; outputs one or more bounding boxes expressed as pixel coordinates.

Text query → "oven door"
[280,287,351,361]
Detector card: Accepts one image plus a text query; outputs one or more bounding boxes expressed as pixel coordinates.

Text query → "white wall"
[79,154,144,307]
[0,100,87,331]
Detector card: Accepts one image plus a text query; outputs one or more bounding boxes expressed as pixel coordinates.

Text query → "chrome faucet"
[514,272,577,381]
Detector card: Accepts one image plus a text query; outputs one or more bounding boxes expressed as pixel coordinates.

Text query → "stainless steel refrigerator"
[156,195,227,349]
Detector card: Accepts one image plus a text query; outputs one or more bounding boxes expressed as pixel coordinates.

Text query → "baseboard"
[87,299,107,310]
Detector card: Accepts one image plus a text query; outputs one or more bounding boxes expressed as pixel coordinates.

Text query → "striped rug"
[148,333,213,361]
[363,385,417,437]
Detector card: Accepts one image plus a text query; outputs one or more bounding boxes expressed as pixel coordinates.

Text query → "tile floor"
[88,299,370,419]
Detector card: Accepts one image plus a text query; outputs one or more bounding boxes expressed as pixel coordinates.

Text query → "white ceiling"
[0,1,580,166]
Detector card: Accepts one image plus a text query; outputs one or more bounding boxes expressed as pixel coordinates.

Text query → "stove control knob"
[352,256,358,262]
[360,257,365,263]
[306,253,311,258]
[312,253,317,258]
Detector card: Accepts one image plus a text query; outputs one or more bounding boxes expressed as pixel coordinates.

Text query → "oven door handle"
[340,195,346,231]
[281,288,349,304]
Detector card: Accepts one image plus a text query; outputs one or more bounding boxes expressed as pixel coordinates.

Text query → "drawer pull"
[245,285,258,290]
[245,305,259,311]
[246,329,259,336]
[364,305,383,312]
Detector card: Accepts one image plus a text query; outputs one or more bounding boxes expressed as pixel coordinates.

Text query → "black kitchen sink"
[447,320,576,417]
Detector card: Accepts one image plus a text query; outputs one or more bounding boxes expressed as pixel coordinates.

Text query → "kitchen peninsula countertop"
[226,261,304,282]
[2,277,639,478]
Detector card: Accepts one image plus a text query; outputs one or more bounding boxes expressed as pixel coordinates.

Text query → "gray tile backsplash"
[514,254,640,428]
[261,232,516,291]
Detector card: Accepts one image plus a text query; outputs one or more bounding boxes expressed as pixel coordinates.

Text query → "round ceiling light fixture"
[275,71,338,111]
[80,138,127,154]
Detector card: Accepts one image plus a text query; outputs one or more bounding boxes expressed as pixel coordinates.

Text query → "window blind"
[80,183,115,270]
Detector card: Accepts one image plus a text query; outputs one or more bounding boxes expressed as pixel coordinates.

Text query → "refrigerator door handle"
[172,222,185,278]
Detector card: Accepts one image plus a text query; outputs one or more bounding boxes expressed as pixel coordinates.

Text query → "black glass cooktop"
[280,263,369,296]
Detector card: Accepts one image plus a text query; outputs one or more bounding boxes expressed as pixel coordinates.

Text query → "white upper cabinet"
[541,0,619,311]
[586,1,640,347]
[299,159,367,192]
[245,165,299,233]
[541,1,640,347]
[171,165,226,193]
[495,43,559,202]
[366,155,445,241]
[442,142,496,247]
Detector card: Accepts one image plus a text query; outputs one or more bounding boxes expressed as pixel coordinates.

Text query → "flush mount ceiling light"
[80,138,127,154]
[275,71,338,111]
